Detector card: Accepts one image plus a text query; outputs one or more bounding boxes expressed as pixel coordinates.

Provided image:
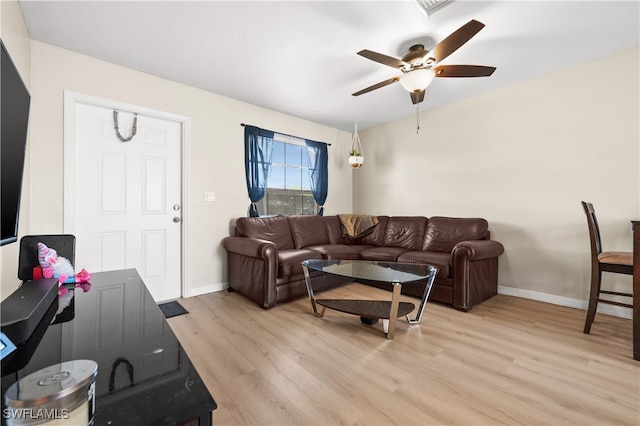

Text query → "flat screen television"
[1,40,31,246]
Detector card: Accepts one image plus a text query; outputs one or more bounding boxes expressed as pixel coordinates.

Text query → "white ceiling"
[19,0,640,131]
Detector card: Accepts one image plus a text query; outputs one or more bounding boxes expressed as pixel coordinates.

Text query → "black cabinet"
[1,269,216,425]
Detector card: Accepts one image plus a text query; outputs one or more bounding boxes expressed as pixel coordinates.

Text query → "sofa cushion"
[235,215,295,250]
[344,244,374,254]
[397,251,451,278]
[423,217,489,253]
[305,244,361,260]
[323,216,349,244]
[278,249,323,277]
[360,247,409,262]
[354,216,389,246]
[288,215,330,248]
[383,216,428,250]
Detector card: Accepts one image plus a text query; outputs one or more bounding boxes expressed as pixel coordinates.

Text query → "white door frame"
[63,90,191,298]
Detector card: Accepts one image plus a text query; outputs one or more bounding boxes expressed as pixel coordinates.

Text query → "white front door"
[64,95,184,302]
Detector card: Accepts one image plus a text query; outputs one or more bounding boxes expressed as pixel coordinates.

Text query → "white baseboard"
[183,282,632,320]
[498,285,632,320]
[185,282,227,298]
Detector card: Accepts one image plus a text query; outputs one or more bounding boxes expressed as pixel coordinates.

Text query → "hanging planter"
[348,150,364,168]
[348,123,364,168]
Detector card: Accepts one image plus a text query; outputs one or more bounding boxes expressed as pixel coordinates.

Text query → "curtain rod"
[240,123,331,146]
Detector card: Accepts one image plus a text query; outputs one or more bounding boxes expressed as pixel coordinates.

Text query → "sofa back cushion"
[323,216,349,244]
[235,215,294,250]
[288,215,330,248]
[423,217,489,252]
[383,216,428,250]
[356,216,388,246]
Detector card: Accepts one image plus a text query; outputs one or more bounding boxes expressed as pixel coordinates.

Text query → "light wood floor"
[168,284,640,425]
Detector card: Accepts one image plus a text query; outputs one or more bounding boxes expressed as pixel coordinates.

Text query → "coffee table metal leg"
[407,268,437,325]
[386,282,402,339]
[302,265,325,318]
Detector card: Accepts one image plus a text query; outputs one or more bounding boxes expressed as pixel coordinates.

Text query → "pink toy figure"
[37,242,91,295]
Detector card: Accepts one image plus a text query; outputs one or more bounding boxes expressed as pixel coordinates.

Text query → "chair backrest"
[581,201,603,259]
[18,235,76,281]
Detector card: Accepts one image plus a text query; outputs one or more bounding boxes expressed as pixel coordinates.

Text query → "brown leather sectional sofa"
[222,215,504,311]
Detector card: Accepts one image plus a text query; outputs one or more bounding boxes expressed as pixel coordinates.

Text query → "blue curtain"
[244,126,274,217]
[305,140,328,216]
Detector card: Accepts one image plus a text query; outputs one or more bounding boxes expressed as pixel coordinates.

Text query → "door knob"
[173,217,181,223]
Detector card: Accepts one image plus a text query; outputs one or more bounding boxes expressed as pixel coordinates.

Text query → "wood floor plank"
[168,284,640,425]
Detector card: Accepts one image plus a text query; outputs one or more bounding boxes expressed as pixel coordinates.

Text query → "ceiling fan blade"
[429,19,486,63]
[410,90,426,105]
[434,65,496,77]
[357,49,409,69]
[352,76,400,96]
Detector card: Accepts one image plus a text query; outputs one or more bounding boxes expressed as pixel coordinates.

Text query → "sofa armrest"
[451,239,504,312]
[222,236,278,309]
[223,236,278,260]
[452,239,504,261]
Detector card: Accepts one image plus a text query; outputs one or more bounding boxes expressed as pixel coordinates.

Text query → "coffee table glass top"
[301,259,434,283]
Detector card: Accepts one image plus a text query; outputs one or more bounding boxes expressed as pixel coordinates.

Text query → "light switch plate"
[204,192,216,202]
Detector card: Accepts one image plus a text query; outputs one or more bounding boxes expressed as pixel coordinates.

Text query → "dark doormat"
[158,301,189,319]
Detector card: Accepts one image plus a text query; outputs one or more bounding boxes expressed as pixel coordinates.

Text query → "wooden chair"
[581,202,633,333]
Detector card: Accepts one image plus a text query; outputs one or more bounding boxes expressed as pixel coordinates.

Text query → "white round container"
[4,360,97,425]
[348,155,364,168]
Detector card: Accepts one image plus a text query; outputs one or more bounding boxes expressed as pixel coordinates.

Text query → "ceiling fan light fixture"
[399,68,435,93]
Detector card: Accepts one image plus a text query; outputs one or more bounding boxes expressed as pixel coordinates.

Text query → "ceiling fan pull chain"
[113,110,138,142]
[416,104,420,134]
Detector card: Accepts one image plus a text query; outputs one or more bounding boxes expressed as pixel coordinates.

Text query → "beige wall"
[357,48,639,313]
[3,22,637,317]
[4,40,353,300]
[1,0,31,298]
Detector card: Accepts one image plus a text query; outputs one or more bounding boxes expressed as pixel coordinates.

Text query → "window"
[256,135,317,215]
[244,125,327,217]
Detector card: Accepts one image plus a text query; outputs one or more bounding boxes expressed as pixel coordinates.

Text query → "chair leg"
[583,267,602,334]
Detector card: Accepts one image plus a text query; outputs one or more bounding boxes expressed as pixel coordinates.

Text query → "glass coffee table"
[301,260,438,339]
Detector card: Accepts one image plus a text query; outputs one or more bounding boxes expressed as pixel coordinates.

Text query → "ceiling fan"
[352,19,496,105]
